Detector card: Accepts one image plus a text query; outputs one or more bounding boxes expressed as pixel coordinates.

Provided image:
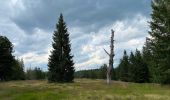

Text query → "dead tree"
[104,29,115,84]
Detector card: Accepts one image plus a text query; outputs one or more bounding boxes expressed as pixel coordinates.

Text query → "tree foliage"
[11,58,25,80]
[148,0,170,84]
[118,50,130,82]
[0,36,26,81]
[75,64,116,80]
[116,50,149,83]
[0,36,14,81]
[26,67,46,80]
[48,14,74,82]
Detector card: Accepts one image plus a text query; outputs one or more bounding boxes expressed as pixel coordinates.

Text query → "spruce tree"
[0,36,14,81]
[11,58,25,80]
[133,49,149,83]
[119,50,130,82]
[149,0,170,84]
[129,52,136,82]
[142,38,157,82]
[48,14,74,83]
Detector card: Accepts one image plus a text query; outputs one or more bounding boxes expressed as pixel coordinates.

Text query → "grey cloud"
[0,0,151,70]
[11,0,151,33]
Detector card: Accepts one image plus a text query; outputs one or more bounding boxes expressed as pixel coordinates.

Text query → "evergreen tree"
[149,0,170,84]
[11,58,25,80]
[142,38,152,64]
[128,52,136,82]
[117,50,149,83]
[0,36,14,81]
[48,14,74,82]
[133,49,149,83]
[118,50,130,82]
[142,38,157,82]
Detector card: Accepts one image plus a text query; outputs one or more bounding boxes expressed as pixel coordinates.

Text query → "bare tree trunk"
[104,29,115,84]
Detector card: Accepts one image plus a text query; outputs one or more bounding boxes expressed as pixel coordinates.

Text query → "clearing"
[0,79,170,100]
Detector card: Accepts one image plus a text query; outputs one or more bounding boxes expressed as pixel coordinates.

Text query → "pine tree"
[149,0,170,84]
[0,36,14,81]
[48,14,74,83]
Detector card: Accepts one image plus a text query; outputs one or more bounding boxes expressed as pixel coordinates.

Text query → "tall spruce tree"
[149,0,170,84]
[0,36,14,81]
[48,14,74,82]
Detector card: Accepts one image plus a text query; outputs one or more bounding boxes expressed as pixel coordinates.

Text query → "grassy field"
[0,79,170,100]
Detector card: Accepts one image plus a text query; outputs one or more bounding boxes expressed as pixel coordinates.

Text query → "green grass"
[0,79,170,100]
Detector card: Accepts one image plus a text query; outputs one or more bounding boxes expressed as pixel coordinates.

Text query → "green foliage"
[74,64,116,80]
[26,67,46,80]
[111,66,116,80]
[0,36,14,81]
[118,50,130,82]
[75,64,107,79]
[132,50,149,83]
[117,50,149,83]
[128,52,136,82]
[0,35,26,81]
[148,0,170,84]
[11,58,25,80]
[75,64,116,80]
[161,69,170,84]
[48,14,74,82]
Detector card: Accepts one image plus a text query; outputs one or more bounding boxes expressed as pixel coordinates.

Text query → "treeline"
[11,58,25,80]
[75,64,108,79]
[26,67,46,80]
[74,49,149,83]
[115,50,149,83]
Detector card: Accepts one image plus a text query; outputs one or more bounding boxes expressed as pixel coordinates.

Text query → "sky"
[0,0,152,71]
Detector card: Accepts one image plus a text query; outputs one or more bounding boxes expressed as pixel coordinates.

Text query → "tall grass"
[0,79,170,100]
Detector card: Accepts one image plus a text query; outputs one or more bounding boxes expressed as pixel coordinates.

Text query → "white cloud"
[0,0,151,71]
[21,52,47,64]
[74,14,150,70]
[19,47,51,70]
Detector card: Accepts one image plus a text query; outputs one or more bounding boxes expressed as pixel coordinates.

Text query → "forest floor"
[0,79,170,100]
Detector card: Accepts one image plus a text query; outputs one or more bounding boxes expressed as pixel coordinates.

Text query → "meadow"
[0,79,170,100]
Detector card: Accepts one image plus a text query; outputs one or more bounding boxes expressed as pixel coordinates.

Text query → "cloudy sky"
[0,0,151,71]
